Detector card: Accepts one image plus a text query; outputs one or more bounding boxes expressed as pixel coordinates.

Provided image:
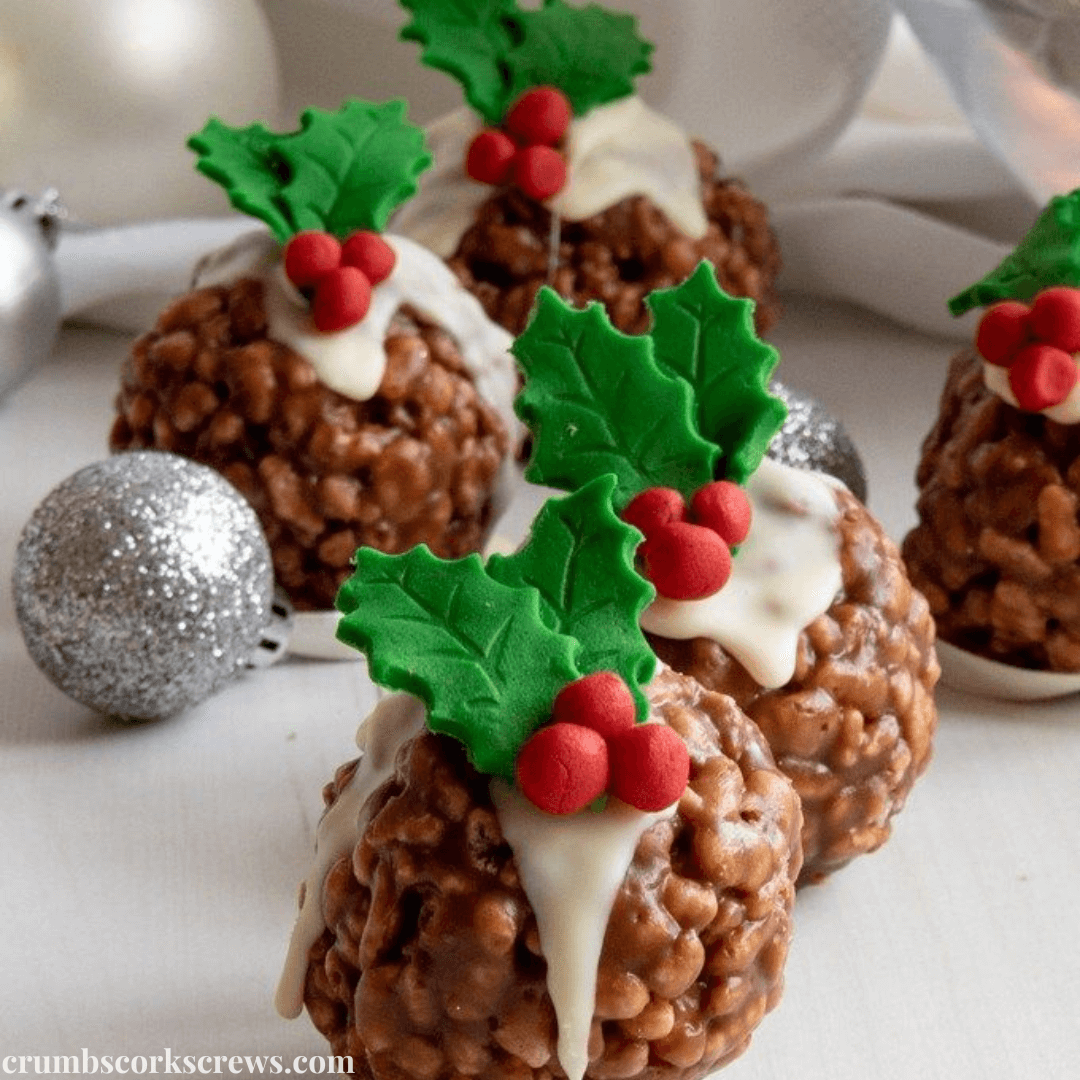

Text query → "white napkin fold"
[758,116,1036,340]
[894,0,1080,204]
[57,218,258,331]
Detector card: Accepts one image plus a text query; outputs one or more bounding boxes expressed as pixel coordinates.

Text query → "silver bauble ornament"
[767,381,868,503]
[0,0,280,224]
[13,451,277,721]
[0,189,63,400]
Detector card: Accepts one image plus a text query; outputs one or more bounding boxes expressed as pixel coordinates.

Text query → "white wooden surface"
[2,295,1078,1076]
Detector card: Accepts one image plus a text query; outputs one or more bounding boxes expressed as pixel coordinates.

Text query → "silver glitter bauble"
[13,451,276,721]
[0,189,63,400]
[768,381,867,503]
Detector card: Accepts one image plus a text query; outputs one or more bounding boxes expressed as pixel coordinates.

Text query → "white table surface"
[2,294,1078,1078]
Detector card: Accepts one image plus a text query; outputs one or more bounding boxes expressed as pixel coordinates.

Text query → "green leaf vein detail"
[336,547,580,779]
[513,289,718,509]
[487,477,655,719]
[399,0,653,122]
[188,99,431,241]
[646,263,785,484]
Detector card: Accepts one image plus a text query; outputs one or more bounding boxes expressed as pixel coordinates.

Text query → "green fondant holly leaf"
[399,0,518,125]
[188,99,431,242]
[647,262,786,483]
[513,288,718,510]
[487,476,656,720]
[277,100,431,236]
[507,1,653,117]
[188,118,294,240]
[398,0,651,122]
[336,546,580,780]
[949,188,1080,315]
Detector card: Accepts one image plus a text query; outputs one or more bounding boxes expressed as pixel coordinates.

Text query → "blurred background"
[0,0,1078,350]
[0,0,1056,221]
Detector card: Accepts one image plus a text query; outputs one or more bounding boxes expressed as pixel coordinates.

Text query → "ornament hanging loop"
[245,590,296,669]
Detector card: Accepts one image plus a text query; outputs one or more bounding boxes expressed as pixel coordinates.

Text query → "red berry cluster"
[282,229,397,333]
[975,287,1080,412]
[515,671,690,816]
[465,87,571,201]
[622,481,752,600]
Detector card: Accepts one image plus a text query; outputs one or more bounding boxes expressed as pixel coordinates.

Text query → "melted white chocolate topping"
[490,781,671,1080]
[550,95,708,236]
[391,95,709,259]
[275,692,426,1019]
[641,458,844,688]
[192,228,520,444]
[983,360,1080,423]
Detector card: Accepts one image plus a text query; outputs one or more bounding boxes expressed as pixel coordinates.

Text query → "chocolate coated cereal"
[449,143,780,338]
[301,666,802,1080]
[652,490,938,883]
[903,346,1080,670]
[111,280,509,610]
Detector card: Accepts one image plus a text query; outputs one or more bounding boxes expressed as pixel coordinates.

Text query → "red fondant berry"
[284,230,342,289]
[622,487,687,537]
[311,266,372,332]
[517,722,609,815]
[975,301,1031,367]
[608,723,690,812]
[466,129,518,185]
[513,144,567,201]
[1030,287,1080,353]
[505,86,573,147]
[690,481,753,545]
[552,672,637,741]
[1008,343,1078,411]
[341,231,396,285]
[641,521,732,600]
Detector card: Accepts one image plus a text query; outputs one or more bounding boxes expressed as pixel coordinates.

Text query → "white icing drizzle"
[275,692,426,1020]
[489,781,671,1080]
[549,96,707,237]
[191,228,520,446]
[983,359,1080,423]
[391,96,709,259]
[641,457,843,688]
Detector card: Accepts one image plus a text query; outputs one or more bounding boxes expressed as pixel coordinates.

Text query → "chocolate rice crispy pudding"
[280,667,802,1080]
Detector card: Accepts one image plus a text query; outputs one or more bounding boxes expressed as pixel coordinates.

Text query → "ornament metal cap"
[246,590,296,669]
[767,381,867,503]
[0,188,64,401]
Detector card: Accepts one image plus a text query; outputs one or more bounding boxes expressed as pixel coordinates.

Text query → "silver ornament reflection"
[767,381,868,503]
[13,451,275,721]
[0,189,63,400]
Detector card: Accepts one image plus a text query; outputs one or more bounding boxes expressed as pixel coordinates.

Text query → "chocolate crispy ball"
[301,666,802,1080]
[651,490,938,884]
[903,346,1080,670]
[110,279,509,611]
[449,143,780,338]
